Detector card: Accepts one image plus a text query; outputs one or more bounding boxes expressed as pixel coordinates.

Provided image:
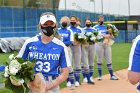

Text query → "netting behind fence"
[0,7,139,42]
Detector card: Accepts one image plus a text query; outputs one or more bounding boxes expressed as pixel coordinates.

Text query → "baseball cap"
[40,14,56,24]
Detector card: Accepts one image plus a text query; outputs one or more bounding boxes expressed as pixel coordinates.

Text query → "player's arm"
[63,30,74,46]
[45,46,70,90]
[128,39,140,85]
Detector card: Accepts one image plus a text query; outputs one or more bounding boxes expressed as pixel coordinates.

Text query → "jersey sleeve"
[59,46,71,68]
[17,40,29,59]
[128,37,140,72]
[69,29,74,42]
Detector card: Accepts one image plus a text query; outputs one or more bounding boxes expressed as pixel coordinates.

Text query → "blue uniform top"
[17,36,71,77]
[57,27,74,46]
[83,27,95,33]
[68,26,82,34]
[93,24,108,35]
[128,35,140,72]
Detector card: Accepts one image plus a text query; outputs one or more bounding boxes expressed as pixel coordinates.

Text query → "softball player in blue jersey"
[17,12,70,93]
[57,16,75,89]
[82,18,95,84]
[69,16,82,87]
[128,35,140,87]
[93,15,118,80]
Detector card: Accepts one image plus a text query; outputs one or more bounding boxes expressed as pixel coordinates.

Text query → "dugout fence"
[0,7,139,43]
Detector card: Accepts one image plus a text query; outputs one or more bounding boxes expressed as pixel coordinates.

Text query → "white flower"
[10,76,22,86]
[22,62,28,65]
[4,66,9,77]
[90,35,96,41]
[9,54,15,60]
[4,72,9,77]
[78,33,86,39]
[19,79,24,84]
[96,32,104,40]
[5,66,9,73]
[85,32,92,36]
[9,67,19,75]
[97,35,103,40]
[9,60,21,71]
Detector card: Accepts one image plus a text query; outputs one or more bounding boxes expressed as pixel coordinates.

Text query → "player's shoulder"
[67,28,73,33]
[77,26,83,30]
[93,24,98,28]
[52,37,66,48]
[57,27,61,31]
[133,35,140,44]
[24,36,39,44]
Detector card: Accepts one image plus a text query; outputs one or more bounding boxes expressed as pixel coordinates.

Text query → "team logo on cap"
[47,15,50,18]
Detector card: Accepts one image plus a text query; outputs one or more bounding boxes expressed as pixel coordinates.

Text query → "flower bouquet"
[85,29,104,45]
[106,24,119,37]
[104,24,119,46]
[2,54,36,93]
[74,32,87,45]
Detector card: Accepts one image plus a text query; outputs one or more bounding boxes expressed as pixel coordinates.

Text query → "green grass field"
[0,43,132,92]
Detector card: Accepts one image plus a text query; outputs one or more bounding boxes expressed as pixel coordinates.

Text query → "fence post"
[135,23,138,36]
[52,0,56,15]
[23,0,26,31]
[125,20,128,43]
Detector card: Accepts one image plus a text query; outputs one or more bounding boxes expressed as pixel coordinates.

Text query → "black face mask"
[98,21,104,25]
[86,24,92,27]
[61,22,68,28]
[41,26,55,36]
[70,22,76,26]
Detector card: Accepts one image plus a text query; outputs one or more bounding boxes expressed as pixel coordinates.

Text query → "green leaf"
[29,58,36,63]
[16,58,26,64]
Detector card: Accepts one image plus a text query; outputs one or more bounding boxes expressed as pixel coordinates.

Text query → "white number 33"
[36,61,50,72]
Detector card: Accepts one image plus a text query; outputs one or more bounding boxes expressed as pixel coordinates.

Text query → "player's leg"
[66,47,75,88]
[88,44,95,82]
[81,45,89,83]
[95,43,104,80]
[72,45,81,86]
[104,45,118,80]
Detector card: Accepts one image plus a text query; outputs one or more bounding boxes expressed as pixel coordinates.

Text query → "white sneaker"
[98,77,102,80]
[66,81,71,87]
[110,75,118,80]
[75,81,80,87]
[90,77,94,82]
[70,84,76,90]
[83,78,88,83]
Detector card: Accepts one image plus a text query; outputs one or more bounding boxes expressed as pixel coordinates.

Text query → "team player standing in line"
[82,18,95,84]
[93,15,118,80]
[69,16,82,87]
[17,12,70,93]
[57,16,75,89]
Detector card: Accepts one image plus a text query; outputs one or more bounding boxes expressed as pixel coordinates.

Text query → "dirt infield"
[61,69,139,93]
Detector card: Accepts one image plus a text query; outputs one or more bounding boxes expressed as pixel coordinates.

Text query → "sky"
[59,0,140,16]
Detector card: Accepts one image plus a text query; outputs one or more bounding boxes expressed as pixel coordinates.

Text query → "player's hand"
[27,73,46,93]
[72,40,80,45]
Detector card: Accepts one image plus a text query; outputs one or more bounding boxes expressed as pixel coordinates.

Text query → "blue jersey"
[17,36,71,76]
[68,26,82,34]
[128,35,140,72]
[83,27,95,33]
[93,24,108,35]
[57,27,74,46]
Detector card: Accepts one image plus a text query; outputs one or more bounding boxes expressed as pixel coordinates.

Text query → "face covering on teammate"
[61,22,68,28]
[86,24,92,27]
[70,22,76,26]
[41,26,55,36]
[98,21,104,25]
